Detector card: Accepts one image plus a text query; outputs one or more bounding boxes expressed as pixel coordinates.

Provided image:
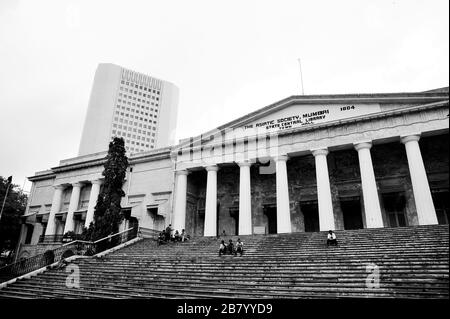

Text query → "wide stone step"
[27,273,449,290]
[3,278,447,300]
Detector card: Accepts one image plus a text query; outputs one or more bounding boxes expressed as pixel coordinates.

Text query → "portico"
[43,179,103,239]
[173,93,449,236]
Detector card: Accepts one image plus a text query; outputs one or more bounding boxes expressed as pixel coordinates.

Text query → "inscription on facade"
[243,105,364,132]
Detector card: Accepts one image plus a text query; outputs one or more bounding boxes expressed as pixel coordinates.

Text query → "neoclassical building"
[17,87,449,258]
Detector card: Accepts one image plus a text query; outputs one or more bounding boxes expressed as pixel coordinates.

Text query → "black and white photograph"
[0,0,448,314]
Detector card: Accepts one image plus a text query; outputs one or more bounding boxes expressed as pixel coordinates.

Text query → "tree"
[0,176,27,253]
[82,137,129,242]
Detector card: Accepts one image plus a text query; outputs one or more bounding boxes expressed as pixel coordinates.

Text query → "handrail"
[0,226,139,284]
[93,227,136,244]
[137,226,160,239]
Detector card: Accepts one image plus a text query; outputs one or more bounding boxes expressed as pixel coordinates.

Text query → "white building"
[17,87,449,259]
[78,63,179,155]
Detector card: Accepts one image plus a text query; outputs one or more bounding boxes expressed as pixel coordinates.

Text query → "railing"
[137,227,160,239]
[0,227,139,284]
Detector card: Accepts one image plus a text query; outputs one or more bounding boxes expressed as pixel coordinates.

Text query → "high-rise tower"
[78,63,179,155]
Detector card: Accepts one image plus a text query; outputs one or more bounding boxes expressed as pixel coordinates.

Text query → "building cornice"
[28,147,173,181]
[176,90,448,150]
[172,100,449,156]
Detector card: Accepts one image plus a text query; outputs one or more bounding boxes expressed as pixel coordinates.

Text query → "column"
[401,134,438,225]
[312,148,335,231]
[238,161,252,235]
[204,165,219,236]
[63,182,83,234]
[85,179,102,227]
[354,142,384,228]
[173,170,188,232]
[275,155,292,233]
[45,185,65,235]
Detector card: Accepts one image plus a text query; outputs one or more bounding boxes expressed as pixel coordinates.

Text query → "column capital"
[205,165,219,172]
[237,161,252,168]
[53,184,65,190]
[354,141,372,151]
[311,148,329,157]
[274,155,289,162]
[90,179,103,186]
[72,182,84,188]
[400,134,421,144]
[175,169,189,176]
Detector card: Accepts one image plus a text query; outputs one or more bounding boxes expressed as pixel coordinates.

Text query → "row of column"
[45,179,102,236]
[173,133,438,236]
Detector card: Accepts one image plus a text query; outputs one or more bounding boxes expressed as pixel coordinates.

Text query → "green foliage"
[82,137,129,241]
[0,176,28,252]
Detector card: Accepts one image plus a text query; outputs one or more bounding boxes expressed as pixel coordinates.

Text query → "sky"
[0,0,448,193]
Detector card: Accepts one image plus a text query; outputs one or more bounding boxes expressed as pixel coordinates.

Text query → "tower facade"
[78,63,179,155]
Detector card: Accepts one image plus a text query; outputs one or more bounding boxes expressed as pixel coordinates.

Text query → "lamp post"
[0,176,13,223]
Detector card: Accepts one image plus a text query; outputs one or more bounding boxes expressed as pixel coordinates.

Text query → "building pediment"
[176,89,449,151]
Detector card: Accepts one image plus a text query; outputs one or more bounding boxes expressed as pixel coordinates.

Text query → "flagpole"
[297,58,304,95]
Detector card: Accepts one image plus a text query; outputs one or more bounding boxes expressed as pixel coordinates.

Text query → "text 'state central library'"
[18,86,449,256]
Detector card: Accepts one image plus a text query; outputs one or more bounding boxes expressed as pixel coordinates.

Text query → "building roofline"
[28,147,173,181]
[176,87,449,148]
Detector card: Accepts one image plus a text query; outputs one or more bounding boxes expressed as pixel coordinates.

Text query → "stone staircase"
[0,225,448,299]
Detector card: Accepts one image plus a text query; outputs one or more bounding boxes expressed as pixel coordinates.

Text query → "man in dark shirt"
[165,224,172,242]
[227,239,235,255]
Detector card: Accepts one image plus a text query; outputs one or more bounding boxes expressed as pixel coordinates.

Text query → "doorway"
[263,205,277,234]
[128,217,139,240]
[229,207,239,235]
[301,201,319,232]
[24,224,34,244]
[382,192,408,227]
[432,190,449,225]
[341,197,364,230]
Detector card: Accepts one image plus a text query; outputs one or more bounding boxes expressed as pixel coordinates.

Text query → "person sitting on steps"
[227,239,235,256]
[157,232,165,245]
[235,238,244,256]
[327,230,338,247]
[219,240,226,256]
[181,229,188,242]
[174,230,181,242]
